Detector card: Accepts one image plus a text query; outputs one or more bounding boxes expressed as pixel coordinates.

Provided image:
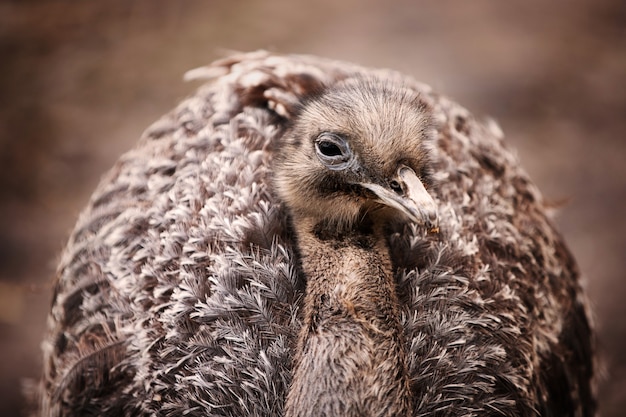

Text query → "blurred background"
[0,0,624,415]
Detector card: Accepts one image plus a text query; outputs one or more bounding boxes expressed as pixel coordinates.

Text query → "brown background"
[1,1,624,415]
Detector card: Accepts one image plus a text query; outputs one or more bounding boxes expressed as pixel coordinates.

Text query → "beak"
[361,166,439,232]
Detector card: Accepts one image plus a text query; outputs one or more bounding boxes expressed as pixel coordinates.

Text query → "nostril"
[389,180,403,195]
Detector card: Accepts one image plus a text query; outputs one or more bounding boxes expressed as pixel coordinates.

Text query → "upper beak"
[361,166,439,232]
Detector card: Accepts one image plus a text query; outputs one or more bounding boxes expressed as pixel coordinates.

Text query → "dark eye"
[317,141,342,157]
[315,133,353,171]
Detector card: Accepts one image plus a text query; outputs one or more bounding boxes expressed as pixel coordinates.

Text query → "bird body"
[37,51,595,416]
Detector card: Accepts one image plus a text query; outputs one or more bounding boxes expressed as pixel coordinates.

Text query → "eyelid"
[315,132,348,147]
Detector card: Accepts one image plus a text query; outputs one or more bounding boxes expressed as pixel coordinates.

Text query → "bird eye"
[317,141,342,157]
[315,133,353,170]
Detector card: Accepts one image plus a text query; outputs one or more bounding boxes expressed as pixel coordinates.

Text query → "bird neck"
[285,217,412,417]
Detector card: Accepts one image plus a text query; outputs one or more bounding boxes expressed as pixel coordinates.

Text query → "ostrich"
[36,51,596,416]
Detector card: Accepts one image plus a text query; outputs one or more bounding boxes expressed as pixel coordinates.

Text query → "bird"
[34,50,596,417]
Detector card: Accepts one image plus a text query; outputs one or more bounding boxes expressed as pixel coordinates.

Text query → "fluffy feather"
[36,51,596,416]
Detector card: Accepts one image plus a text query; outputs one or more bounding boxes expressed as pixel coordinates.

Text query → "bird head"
[275,77,438,233]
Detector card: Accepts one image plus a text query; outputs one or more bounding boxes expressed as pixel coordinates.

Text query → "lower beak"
[361,166,439,231]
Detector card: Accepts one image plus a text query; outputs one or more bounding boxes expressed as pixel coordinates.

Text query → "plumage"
[36,50,596,416]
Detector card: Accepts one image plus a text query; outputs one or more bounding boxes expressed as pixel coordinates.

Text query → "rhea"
[275,78,438,416]
[37,51,596,417]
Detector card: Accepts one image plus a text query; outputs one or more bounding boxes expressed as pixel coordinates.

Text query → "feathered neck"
[285,216,412,417]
